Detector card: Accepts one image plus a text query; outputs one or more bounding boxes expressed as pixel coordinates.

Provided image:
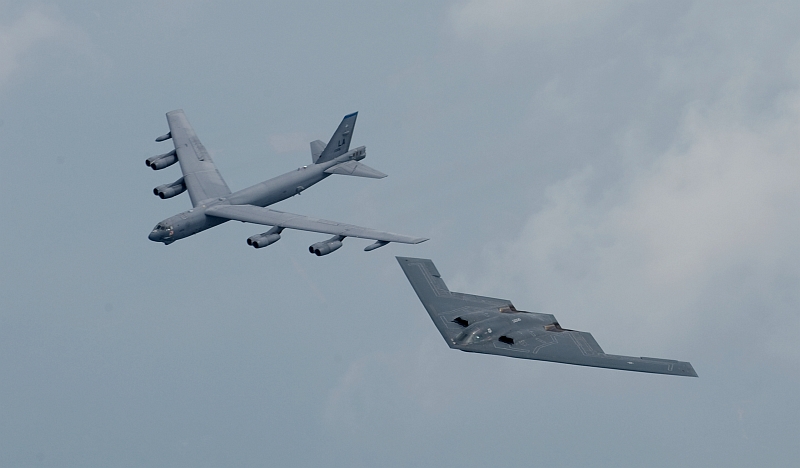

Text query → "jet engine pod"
[146,151,169,167]
[146,150,178,170]
[150,154,178,170]
[155,184,184,199]
[309,236,344,256]
[153,177,186,199]
[310,240,342,256]
[248,233,281,248]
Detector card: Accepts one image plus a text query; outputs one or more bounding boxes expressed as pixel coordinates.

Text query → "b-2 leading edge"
[146,110,427,255]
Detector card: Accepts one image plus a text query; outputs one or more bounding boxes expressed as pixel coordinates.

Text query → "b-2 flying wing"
[397,257,697,377]
[145,110,427,255]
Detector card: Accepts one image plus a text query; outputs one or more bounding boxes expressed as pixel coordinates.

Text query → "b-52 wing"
[397,257,697,377]
[164,110,231,206]
[205,204,428,244]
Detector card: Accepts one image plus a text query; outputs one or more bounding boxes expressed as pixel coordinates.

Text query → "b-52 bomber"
[146,110,427,255]
[398,257,697,376]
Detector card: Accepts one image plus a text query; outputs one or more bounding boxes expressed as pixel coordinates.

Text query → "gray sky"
[1,1,799,466]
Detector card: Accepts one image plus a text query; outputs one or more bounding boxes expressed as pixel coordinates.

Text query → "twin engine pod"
[309,235,345,256]
[145,149,177,170]
[247,233,281,248]
[247,231,386,255]
[153,177,186,199]
[247,226,283,249]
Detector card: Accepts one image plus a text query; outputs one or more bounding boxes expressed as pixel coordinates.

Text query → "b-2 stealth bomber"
[146,110,427,255]
[398,257,697,376]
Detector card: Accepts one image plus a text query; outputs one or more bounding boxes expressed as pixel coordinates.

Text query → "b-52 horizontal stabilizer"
[397,257,697,377]
[325,160,387,179]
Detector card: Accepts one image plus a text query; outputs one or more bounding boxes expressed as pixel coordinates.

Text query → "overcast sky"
[1,1,799,466]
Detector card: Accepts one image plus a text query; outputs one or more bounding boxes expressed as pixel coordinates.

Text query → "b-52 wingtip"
[396,257,697,377]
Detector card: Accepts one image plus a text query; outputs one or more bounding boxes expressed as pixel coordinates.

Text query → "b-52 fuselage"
[146,110,426,255]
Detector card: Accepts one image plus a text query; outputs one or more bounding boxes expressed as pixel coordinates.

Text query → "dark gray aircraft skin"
[398,257,697,377]
[146,110,426,255]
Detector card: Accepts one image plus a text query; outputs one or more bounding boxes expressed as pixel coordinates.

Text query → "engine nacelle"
[146,149,178,170]
[153,177,186,199]
[247,233,281,248]
[309,235,345,256]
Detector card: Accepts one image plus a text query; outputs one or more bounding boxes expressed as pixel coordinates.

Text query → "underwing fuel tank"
[364,240,389,251]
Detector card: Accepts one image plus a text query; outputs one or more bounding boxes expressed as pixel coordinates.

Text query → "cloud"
[0,7,70,89]
[448,0,634,44]
[481,80,800,358]
[322,339,483,433]
[324,358,369,430]
[268,132,313,154]
[322,346,441,432]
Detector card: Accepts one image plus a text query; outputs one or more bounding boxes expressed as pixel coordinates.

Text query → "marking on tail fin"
[317,112,358,163]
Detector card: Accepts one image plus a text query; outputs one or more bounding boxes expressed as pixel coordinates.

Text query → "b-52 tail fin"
[315,112,358,164]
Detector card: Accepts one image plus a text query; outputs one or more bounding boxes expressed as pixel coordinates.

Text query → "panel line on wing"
[569,333,599,357]
[411,263,451,297]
